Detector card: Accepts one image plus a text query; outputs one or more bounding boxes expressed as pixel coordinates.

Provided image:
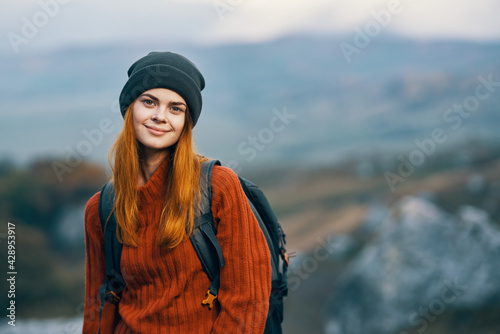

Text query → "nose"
[151,106,168,123]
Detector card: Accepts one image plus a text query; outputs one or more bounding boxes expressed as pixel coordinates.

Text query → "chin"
[142,140,177,151]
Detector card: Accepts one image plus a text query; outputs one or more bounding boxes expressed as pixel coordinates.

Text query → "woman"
[83,52,272,333]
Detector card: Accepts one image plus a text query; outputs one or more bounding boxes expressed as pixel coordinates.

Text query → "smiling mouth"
[145,125,170,135]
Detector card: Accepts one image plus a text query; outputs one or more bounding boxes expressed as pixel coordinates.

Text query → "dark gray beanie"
[119,51,205,127]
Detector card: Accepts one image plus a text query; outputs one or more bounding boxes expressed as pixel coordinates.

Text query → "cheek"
[132,107,150,130]
[132,114,142,135]
[171,114,186,132]
[132,107,142,125]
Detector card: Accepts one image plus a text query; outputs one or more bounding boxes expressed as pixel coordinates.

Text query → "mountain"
[325,196,500,334]
[1,35,500,169]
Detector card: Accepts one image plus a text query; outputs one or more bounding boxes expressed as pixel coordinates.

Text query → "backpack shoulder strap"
[238,177,288,291]
[99,181,124,284]
[97,182,125,332]
[189,159,225,308]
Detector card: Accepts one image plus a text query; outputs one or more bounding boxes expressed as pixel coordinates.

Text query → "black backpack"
[97,160,288,333]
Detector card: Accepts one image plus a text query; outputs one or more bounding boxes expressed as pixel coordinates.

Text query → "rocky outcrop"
[325,196,500,334]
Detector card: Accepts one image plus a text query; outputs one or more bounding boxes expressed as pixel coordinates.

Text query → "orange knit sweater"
[82,158,272,334]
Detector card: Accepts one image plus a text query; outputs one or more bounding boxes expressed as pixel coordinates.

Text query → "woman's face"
[132,88,187,153]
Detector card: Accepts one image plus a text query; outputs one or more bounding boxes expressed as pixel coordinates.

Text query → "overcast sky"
[1,0,500,54]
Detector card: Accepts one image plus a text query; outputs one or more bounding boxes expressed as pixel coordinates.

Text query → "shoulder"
[209,164,256,229]
[85,191,101,217]
[210,164,248,211]
[84,191,102,234]
[211,164,242,194]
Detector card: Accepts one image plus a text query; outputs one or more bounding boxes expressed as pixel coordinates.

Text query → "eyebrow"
[139,93,187,107]
[139,93,159,102]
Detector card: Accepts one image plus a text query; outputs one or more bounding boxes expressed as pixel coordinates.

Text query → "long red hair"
[108,103,202,248]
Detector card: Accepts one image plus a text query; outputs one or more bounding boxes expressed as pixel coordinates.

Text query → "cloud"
[1,0,499,54]
[389,0,500,40]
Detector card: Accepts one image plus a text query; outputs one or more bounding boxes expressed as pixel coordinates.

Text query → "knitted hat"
[119,51,205,127]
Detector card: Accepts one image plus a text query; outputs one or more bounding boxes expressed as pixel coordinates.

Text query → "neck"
[138,148,169,187]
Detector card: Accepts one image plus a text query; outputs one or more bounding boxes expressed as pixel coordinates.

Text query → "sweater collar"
[137,156,170,204]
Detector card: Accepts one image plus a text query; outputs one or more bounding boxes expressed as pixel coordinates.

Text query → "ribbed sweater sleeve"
[82,192,118,334]
[210,166,272,334]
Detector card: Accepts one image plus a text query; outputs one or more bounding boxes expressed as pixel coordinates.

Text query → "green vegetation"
[0,158,107,317]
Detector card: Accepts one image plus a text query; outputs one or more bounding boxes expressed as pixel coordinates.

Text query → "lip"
[145,124,169,136]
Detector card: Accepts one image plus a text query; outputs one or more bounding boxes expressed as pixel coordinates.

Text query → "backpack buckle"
[281,249,289,267]
[105,290,121,304]
[202,290,217,309]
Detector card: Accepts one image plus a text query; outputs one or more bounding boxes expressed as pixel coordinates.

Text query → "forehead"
[140,88,185,103]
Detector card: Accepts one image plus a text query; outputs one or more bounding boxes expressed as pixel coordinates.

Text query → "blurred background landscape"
[1,1,500,333]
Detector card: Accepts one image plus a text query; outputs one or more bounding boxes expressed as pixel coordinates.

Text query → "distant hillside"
[1,36,500,169]
[2,140,499,333]
[268,142,500,334]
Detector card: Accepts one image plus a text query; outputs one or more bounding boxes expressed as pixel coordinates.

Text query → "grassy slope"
[251,147,500,334]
